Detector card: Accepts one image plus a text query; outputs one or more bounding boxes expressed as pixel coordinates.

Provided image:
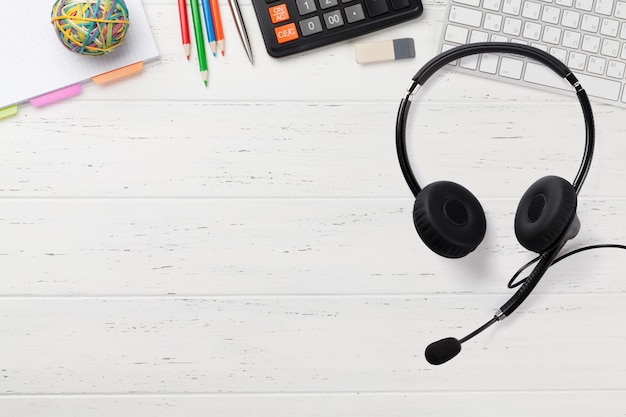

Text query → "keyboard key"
[616,1,626,18]
[568,51,587,69]
[444,24,469,43]
[469,29,489,42]
[601,38,620,57]
[581,34,601,52]
[499,56,524,78]
[562,30,581,48]
[479,53,499,73]
[600,18,619,36]
[502,0,522,15]
[575,0,594,11]
[521,1,541,19]
[594,0,613,16]
[550,46,567,63]
[531,42,548,51]
[587,56,607,74]
[484,13,503,31]
[595,0,615,15]
[607,60,626,78]
[561,10,581,28]
[483,0,502,10]
[503,17,522,35]
[460,54,479,69]
[523,21,542,39]
[453,0,480,6]
[581,14,600,32]
[449,5,483,27]
[542,5,561,23]
[523,61,575,90]
[575,71,621,100]
[542,26,562,44]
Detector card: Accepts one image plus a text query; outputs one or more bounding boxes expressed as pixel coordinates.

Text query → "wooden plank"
[0,199,624,295]
[0,296,625,394]
[0,392,625,417]
[2,102,623,198]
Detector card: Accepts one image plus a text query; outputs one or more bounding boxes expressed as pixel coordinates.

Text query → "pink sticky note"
[30,84,82,107]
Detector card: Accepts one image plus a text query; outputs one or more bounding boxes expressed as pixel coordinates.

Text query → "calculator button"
[390,0,410,9]
[345,4,366,22]
[274,22,300,43]
[296,0,317,15]
[320,0,339,9]
[269,3,290,23]
[299,16,324,35]
[364,0,389,16]
[323,10,345,28]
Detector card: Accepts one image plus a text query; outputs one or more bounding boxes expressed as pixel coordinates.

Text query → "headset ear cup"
[515,176,578,253]
[413,181,487,258]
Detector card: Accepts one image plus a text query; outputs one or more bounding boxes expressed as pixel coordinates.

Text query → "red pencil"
[177,0,191,59]
[209,0,225,55]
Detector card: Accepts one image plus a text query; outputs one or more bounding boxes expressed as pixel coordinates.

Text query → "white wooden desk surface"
[2,0,626,415]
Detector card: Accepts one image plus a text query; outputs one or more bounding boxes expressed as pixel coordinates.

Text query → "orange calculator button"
[269,4,290,23]
[274,23,299,44]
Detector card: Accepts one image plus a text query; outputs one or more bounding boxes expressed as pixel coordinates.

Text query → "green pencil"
[189,0,209,86]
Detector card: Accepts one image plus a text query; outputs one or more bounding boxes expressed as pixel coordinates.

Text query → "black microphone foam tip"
[425,337,462,365]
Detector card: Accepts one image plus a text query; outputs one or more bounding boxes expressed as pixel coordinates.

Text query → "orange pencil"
[209,0,225,55]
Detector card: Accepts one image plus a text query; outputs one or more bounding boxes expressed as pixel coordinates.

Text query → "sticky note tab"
[92,62,143,84]
[0,105,18,120]
[355,38,415,64]
[30,84,82,107]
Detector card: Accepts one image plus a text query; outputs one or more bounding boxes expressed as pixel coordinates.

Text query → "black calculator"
[251,0,424,57]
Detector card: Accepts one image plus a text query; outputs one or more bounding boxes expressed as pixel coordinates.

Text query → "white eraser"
[354,38,415,64]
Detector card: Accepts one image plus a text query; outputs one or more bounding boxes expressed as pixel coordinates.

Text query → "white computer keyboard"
[440,0,626,107]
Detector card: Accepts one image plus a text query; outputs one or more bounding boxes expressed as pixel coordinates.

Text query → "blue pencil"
[201,0,217,56]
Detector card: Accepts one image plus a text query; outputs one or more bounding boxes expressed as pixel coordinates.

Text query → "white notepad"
[0,0,160,109]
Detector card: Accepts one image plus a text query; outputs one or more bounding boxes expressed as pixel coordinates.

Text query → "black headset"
[395,42,599,365]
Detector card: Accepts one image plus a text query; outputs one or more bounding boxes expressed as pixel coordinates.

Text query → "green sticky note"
[0,105,18,120]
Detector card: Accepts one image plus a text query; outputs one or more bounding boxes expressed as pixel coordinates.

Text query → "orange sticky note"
[92,62,144,84]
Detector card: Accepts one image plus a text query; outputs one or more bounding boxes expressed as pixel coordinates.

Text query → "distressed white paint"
[1,0,625,415]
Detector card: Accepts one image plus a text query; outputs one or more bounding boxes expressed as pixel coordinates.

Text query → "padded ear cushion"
[514,176,577,253]
[413,181,486,258]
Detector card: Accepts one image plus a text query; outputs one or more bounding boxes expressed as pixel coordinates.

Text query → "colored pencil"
[189,0,209,86]
[201,0,217,56]
[177,0,191,59]
[209,0,225,56]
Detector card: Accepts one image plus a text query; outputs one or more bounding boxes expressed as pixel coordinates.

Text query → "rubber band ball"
[51,0,130,56]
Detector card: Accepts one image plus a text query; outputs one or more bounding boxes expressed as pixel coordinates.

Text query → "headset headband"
[395,42,595,197]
